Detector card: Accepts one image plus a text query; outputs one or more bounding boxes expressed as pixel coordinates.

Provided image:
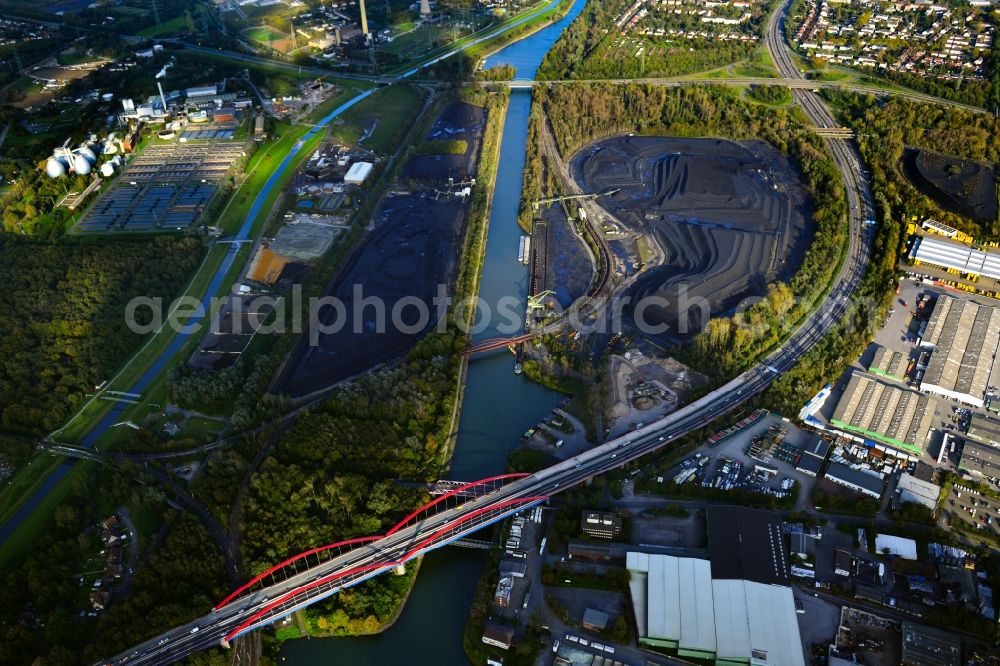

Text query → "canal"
[281,0,587,663]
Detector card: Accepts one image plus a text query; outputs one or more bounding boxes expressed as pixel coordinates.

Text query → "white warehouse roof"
[627,553,804,666]
[344,161,373,184]
[875,534,918,560]
[909,235,1000,281]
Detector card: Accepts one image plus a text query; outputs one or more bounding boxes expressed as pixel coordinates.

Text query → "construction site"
[572,136,815,337]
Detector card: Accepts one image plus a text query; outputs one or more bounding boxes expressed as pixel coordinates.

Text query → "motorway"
[98,0,878,663]
[103,5,876,665]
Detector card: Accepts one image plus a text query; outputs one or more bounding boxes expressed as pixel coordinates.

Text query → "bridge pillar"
[393,563,406,575]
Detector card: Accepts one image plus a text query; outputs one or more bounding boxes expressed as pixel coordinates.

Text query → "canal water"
[282,0,586,663]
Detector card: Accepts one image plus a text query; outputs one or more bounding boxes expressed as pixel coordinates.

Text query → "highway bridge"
[97,0,877,662]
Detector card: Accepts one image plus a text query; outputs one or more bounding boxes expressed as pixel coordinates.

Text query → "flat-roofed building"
[566,539,615,561]
[706,506,789,586]
[869,345,908,381]
[959,438,1000,479]
[626,552,805,666]
[967,414,1000,446]
[795,437,830,477]
[875,534,918,560]
[824,461,884,499]
[909,234,1000,281]
[580,510,622,539]
[897,472,941,510]
[919,295,1000,408]
[582,608,610,631]
[831,372,936,457]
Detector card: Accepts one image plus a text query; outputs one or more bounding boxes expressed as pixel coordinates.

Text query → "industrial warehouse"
[909,234,1000,281]
[830,371,936,458]
[918,295,1000,408]
[625,507,803,666]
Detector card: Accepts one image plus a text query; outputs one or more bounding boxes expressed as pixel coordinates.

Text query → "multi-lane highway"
[98,1,877,663]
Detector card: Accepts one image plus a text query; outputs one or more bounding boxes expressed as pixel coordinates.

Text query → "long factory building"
[909,234,1000,281]
[626,507,804,666]
[830,371,935,458]
[919,295,1000,408]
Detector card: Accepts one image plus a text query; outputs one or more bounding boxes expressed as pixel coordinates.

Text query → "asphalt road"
[481,77,987,114]
[98,0,877,662]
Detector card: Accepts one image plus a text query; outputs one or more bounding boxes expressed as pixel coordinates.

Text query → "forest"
[535,83,849,377]
[0,235,203,434]
[824,90,1000,239]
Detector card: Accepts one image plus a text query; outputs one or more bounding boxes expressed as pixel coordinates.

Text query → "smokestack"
[359,0,369,38]
[420,0,430,16]
[156,80,168,113]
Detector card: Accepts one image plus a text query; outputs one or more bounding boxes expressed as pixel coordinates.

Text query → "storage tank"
[45,158,66,178]
[77,146,98,163]
[100,162,116,177]
[73,154,92,175]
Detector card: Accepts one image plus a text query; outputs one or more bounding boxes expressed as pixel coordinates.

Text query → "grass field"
[329,84,425,155]
[244,25,287,43]
[306,79,373,124]
[137,15,186,38]
[0,460,90,571]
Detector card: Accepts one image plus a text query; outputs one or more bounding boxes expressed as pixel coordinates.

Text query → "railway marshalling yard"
[571,135,815,338]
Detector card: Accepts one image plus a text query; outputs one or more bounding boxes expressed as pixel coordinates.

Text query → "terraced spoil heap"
[575,136,814,337]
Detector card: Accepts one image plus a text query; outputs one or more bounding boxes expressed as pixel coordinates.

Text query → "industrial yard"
[572,136,814,337]
[278,101,486,398]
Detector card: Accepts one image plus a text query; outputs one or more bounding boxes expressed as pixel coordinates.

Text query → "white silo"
[73,153,92,175]
[46,158,67,178]
[78,146,98,163]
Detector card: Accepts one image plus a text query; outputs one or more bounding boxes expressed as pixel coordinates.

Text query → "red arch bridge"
[96,474,550,665]
[215,473,543,642]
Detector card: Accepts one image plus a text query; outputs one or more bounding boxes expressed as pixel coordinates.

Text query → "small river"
[281,0,586,663]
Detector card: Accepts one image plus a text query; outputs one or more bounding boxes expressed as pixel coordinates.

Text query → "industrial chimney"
[156,80,168,113]
[420,0,430,16]
[359,0,369,40]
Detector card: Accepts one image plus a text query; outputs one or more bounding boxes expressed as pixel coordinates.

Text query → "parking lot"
[942,482,1000,542]
[660,413,820,508]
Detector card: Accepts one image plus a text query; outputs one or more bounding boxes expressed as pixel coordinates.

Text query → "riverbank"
[440,92,511,471]
[474,0,576,71]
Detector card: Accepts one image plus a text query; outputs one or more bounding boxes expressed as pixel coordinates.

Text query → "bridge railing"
[223,494,547,642]
[214,473,530,611]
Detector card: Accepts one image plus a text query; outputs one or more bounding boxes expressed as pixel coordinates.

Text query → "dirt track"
[573,136,814,337]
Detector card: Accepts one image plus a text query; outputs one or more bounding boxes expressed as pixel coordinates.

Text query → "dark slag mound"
[278,195,466,397]
[405,101,485,182]
[278,102,486,397]
[902,148,998,225]
[574,136,815,338]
